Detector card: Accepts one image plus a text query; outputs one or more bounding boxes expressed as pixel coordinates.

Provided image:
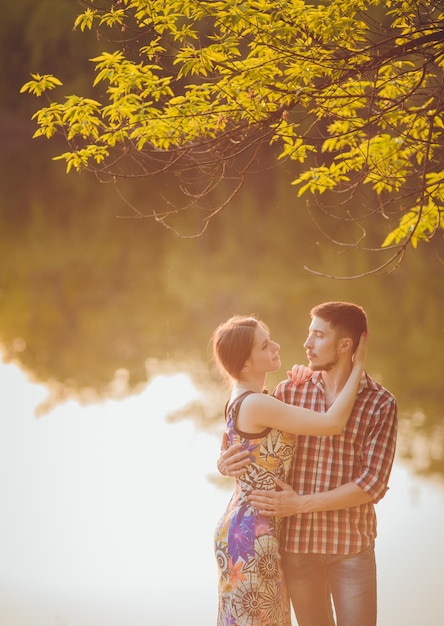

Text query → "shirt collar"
[309,369,372,394]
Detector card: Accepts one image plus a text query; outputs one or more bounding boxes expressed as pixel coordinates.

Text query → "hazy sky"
[1,358,443,626]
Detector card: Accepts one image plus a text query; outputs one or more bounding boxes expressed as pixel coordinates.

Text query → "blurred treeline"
[0,0,443,475]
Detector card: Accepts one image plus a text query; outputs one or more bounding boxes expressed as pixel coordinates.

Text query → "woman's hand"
[287,364,313,384]
[353,332,368,369]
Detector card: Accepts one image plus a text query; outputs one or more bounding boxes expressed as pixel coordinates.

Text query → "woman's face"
[244,323,281,375]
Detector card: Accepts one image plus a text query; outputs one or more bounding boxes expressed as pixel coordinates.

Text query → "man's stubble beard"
[309,347,340,372]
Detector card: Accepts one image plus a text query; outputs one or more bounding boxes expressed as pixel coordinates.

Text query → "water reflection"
[1,125,443,479]
[1,356,223,625]
[1,356,443,626]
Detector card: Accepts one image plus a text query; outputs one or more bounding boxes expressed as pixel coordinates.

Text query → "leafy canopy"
[21,0,444,273]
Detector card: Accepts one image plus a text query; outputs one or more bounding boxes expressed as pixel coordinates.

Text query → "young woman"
[211,315,367,626]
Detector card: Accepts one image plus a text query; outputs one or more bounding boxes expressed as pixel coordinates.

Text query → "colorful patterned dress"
[214,391,295,626]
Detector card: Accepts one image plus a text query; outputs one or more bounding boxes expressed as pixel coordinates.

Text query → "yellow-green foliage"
[21,0,444,249]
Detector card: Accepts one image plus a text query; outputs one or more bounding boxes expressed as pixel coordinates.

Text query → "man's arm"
[250,392,398,517]
[217,432,251,477]
[249,479,373,517]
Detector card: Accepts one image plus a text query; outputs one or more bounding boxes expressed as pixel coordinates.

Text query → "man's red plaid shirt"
[274,371,398,555]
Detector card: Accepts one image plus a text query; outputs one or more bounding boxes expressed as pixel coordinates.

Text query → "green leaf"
[20,74,63,96]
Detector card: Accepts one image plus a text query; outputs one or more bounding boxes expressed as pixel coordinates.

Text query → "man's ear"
[339,338,353,354]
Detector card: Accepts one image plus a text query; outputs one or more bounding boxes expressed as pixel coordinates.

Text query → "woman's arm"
[238,333,367,436]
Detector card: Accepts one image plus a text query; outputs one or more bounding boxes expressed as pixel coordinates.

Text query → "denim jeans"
[281,543,377,626]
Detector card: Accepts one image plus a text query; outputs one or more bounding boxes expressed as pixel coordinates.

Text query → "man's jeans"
[281,543,377,626]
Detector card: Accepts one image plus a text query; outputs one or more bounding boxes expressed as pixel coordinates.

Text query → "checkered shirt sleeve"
[274,371,398,555]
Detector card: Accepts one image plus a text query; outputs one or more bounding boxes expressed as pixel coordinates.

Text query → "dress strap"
[224,391,255,421]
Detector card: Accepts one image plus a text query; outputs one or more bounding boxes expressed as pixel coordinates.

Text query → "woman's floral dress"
[215,392,295,626]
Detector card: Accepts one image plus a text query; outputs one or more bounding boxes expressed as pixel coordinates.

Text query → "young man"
[217,302,397,626]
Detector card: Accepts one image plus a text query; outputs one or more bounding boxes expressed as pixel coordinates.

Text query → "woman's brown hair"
[212,315,267,381]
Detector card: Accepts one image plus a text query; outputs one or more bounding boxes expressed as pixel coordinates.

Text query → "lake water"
[1,356,443,626]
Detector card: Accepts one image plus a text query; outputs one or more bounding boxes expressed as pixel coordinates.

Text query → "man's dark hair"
[311,302,368,351]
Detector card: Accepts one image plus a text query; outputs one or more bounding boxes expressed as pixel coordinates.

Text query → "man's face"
[303,316,340,372]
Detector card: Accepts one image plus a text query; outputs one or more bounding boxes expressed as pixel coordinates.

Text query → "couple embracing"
[211,302,397,626]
